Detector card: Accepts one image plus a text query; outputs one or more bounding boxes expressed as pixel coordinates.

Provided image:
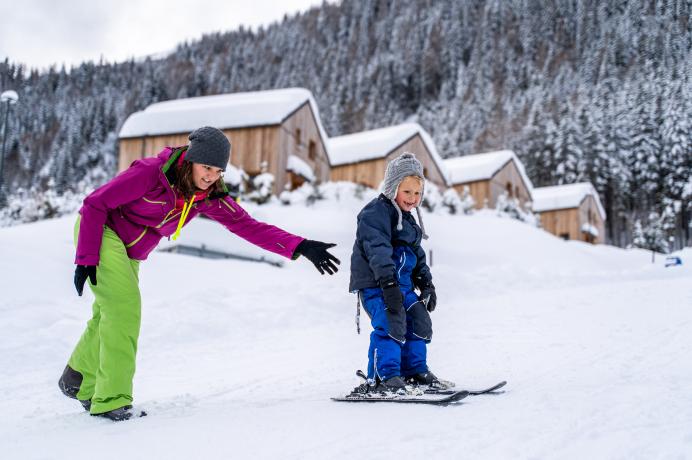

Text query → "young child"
[59,126,340,421]
[349,152,447,393]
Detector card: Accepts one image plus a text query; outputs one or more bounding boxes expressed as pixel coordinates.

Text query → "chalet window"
[560,233,569,240]
[515,185,520,198]
[308,140,316,161]
[506,182,513,197]
[295,128,302,146]
[290,172,305,190]
[423,167,428,178]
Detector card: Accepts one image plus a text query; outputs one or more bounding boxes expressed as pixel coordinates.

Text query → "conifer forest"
[0,0,690,248]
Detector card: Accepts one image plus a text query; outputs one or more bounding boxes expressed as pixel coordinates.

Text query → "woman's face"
[395,176,423,212]
[192,163,224,190]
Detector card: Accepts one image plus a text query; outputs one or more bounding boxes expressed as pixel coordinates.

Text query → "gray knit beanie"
[185,126,231,170]
[382,152,428,240]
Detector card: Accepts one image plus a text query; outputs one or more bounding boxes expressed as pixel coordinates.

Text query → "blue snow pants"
[361,246,433,381]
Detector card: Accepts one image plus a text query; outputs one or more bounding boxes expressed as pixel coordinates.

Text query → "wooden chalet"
[444,150,534,210]
[532,183,606,244]
[327,123,449,191]
[118,88,331,195]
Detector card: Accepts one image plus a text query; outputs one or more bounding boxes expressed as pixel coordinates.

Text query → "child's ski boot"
[374,376,408,394]
[405,371,455,391]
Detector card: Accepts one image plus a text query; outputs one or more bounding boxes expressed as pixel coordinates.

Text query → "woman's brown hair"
[176,160,225,200]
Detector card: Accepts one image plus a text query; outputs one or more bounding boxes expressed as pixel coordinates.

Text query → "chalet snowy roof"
[444,150,534,193]
[327,123,449,184]
[118,88,330,149]
[532,183,606,220]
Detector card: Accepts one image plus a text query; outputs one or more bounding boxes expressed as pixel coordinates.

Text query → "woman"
[58,126,339,421]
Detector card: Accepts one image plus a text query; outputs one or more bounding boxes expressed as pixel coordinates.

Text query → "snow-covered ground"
[1,191,690,460]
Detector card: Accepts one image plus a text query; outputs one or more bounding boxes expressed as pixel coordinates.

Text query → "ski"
[331,389,470,406]
[424,380,507,396]
[353,370,505,396]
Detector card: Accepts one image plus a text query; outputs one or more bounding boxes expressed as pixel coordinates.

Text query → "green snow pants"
[69,216,141,414]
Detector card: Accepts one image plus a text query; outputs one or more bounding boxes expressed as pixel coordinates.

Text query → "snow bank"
[1,194,690,460]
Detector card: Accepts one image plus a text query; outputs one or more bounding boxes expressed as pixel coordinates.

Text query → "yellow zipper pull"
[172,197,194,241]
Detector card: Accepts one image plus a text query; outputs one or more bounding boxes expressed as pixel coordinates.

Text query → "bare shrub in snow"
[495,192,539,226]
[443,187,475,215]
[421,182,442,212]
[0,185,85,226]
[245,173,274,205]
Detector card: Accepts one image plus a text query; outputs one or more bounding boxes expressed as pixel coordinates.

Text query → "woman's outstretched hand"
[294,239,340,275]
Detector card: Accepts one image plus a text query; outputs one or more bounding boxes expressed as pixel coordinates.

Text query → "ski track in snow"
[1,200,690,460]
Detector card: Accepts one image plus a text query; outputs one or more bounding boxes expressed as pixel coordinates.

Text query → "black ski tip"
[444,390,470,404]
[467,380,507,395]
[424,380,508,396]
[484,380,507,393]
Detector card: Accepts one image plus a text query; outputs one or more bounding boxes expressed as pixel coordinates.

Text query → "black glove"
[379,278,403,312]
[420,283,437,312]
[294,239,340,275]
[414,274,437,312]
[74,265,97,296]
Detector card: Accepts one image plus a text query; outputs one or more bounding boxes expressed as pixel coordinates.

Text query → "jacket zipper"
[156,209,182,228]
[126,227,148,248]
[220,199,236,212]
[397,251,407,279]
[143,197,167,205]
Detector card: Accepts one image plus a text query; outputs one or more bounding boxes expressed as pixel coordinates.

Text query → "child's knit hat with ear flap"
[382,152,428,240]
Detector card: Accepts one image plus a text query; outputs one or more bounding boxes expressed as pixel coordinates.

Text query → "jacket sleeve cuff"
[291,238,307,260]
[378,277,398,288]
[75,254,99,266]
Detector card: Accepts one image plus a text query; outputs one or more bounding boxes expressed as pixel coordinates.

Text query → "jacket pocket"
[407,300,432,341]
[125,227,148,248]
[142,197,167,205]
[219,198,242,220]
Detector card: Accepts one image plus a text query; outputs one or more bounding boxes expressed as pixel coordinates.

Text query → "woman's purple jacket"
[75,147,304,266]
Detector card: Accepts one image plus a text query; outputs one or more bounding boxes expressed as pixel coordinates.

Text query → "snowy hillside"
[1,191,690,460]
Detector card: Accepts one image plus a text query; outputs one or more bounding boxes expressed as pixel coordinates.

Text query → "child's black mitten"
[414,275,437,312]
[379,278,403,311]
[420,284,437,312]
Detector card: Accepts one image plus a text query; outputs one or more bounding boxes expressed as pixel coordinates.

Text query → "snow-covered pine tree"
[632,212,671,262]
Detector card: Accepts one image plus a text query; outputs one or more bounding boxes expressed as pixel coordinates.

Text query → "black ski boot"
[374,376,408,394]
[405,371,453,390]
[92,405,134,422]
[58,365,91,411]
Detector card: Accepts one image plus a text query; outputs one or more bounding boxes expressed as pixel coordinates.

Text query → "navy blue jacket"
[349,194,432,292]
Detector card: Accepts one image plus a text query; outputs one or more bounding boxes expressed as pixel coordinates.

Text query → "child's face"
[395,176,423,212]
